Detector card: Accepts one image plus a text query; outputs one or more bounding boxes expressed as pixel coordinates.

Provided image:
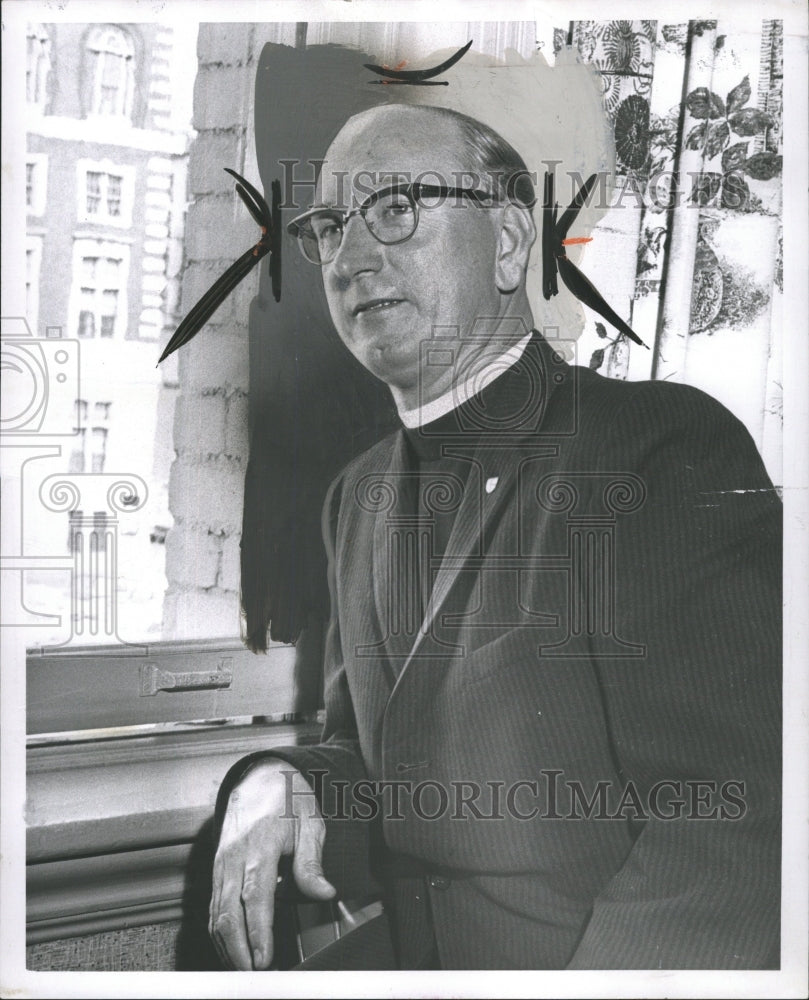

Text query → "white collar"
[397,331,533,429]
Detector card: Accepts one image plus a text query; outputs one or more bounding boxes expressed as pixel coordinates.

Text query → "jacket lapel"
[368,429,424,668]
[389,331,572,681]
[405,443,521,664]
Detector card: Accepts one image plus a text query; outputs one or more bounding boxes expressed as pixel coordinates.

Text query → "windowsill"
[26,114,190,154]
[27,637,308,735]
[73,228,135,243]
[27,718,321,942]
[26,636,323,943]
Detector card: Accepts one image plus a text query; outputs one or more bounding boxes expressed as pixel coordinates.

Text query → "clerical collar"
[401,330,546,464]
[397,331,533,429]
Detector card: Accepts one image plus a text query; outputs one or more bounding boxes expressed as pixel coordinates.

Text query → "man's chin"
[343,324,419,378]
[365,352,420,390]
[352,338,419,389]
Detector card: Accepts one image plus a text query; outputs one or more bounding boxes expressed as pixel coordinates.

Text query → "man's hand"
[209,760,336,969]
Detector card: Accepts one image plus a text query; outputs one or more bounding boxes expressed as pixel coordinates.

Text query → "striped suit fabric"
[217,330,781,969]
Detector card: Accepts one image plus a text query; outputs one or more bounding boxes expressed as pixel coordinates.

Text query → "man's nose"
[329,215,383,284]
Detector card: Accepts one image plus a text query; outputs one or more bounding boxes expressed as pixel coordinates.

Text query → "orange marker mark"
[561,237,593,246]
[380,59,408,84]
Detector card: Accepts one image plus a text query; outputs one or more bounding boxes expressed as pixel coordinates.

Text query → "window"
[69,399,87,473]
[77,161,134,226]
[69,398,110,473]
[78,257,120,339]
[68,430,87,474]
[85,172,101,214]
[85,171,122,217]
[67,510,110,553]
[25,155,48,216]
[70,240,129,339]
[85,25,135,119]
[25,236,43,336]
[106,175,123,216]
[26,24,51,108]
[91,428,109,472]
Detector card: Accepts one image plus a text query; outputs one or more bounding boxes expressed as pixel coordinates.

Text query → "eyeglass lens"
[302,189,418,264]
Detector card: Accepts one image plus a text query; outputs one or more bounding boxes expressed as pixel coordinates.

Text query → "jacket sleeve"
[214,473,384,900]
[567,381,782,969]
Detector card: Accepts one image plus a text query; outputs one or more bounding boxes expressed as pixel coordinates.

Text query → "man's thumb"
[292,821,336,899]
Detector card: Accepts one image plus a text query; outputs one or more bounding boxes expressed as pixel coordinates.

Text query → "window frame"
[25,23,51,111]
[24,234,43,337]
[68,396,111,473]
[76,159,135,228]
[84,25,136,120]
[26,635,317,945]
[25,154,48,216]
[68,237,130,340]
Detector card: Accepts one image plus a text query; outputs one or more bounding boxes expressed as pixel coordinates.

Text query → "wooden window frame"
[85,25,136,120]
[25,154,48,216]
[68,238,129,340]
[25,23,51,110]
[76,160,135,228]
[26,637,321,944]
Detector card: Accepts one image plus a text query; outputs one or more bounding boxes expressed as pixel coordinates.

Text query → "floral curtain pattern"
[560,19,783,484]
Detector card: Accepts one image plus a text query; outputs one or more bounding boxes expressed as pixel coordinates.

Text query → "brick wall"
[163,23,310,640]
[162,24,260,639]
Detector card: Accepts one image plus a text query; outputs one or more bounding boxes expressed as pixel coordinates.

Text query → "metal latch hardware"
[139,658,233,696]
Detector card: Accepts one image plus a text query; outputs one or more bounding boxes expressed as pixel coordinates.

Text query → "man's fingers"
[208,763,328,968]
[209,844,282,970]
[209,852,235,968]
[209,853,223,939]
[242,863,277,969]
[292,815,336,899]
[210,902,253,970]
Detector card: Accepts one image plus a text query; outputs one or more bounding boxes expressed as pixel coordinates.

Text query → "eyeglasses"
[286,183,500,265]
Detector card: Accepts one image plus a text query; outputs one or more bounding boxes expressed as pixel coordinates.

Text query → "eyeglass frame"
[286,182,503,265]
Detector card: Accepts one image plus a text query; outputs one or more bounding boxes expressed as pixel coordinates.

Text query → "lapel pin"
[485,477,499,494]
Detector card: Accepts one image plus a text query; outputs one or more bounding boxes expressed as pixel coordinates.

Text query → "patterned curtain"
[561,19,783,485]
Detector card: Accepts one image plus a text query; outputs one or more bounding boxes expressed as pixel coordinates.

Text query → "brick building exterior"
[23,21,192,643]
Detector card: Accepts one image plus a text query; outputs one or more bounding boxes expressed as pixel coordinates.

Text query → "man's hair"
[429,106,537,209]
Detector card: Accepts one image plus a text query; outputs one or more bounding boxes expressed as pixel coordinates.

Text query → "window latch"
[139,659,233,696]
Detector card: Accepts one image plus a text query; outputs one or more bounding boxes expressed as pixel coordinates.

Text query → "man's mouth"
[352,298,404,317]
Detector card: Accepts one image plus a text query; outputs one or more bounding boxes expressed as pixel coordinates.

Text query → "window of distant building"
[85,25,136,119]
[25,235,43,336]
[26,24,51,109]
[26,154,48,216]
[70,239,129,339]
[77,160,134,226]
[69,398,111,474]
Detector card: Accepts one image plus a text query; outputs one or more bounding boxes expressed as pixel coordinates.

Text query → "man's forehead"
[315,106,471,208]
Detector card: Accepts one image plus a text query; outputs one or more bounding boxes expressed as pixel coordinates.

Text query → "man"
[209,104,782,970]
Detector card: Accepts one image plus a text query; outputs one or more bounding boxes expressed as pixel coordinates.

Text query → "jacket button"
[428,875,451,891]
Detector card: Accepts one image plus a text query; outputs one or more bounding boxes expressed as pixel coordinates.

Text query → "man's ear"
[495,203,537,293]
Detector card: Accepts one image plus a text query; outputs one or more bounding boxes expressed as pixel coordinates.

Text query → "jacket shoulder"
[570,365,753,442]
[322,430,399,522]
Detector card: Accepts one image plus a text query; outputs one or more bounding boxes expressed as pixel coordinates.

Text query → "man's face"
[315,107,506,397]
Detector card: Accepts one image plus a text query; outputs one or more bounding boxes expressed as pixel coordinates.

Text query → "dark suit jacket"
[219,332,782,969]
